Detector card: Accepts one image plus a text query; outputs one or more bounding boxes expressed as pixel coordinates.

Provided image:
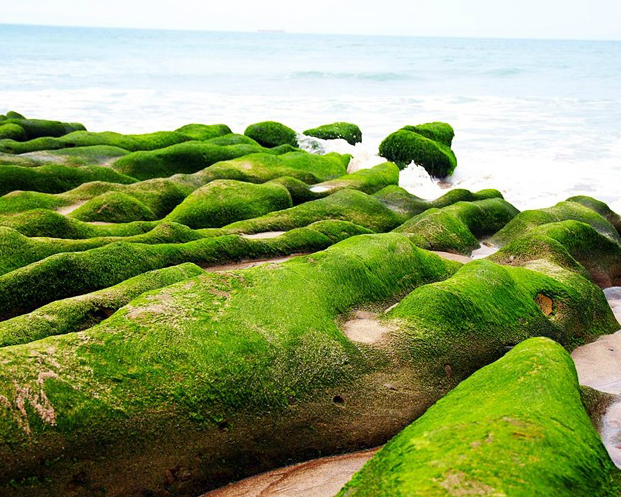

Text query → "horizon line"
[1,21,620,44]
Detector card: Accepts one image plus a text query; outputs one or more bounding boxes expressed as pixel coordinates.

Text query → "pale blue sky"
[2,0,620,40]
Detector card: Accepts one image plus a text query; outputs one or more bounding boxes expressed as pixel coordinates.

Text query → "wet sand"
[432,251,472,264]
[471,240,499,259]
[56,200,87,215]
[202,448,378,497]
[342,310,392,344]
[572,287,621,466]
[241,231,287,240]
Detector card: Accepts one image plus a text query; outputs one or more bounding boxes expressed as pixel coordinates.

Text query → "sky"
[1,0,620,41]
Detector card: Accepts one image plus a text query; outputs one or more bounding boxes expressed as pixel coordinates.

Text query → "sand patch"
[56,200,87,215]
[432,251,472,264]
[572,287,621,467]
[202,448,378,497]
[342,310,393,344]
[471,241,499,260]
[241,231,287,240]
[201,254,303,272]
[309,185,331,193]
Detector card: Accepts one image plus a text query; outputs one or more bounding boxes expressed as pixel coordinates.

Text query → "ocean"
[1,23,620,211]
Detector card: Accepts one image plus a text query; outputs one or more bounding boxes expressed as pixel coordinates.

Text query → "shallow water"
[1,24,620,212]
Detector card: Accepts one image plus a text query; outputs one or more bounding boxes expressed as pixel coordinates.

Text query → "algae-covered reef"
[0,111,619,497]
[338,338,621,496]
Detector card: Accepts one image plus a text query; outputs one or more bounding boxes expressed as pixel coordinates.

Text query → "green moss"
[110,142,273,181]
[165,179,293,229]
[568,195,621,235]
[0,220,377,319]
[379,128,457,177]
[0,233,458,495]
[0,118,85,141]
[373,186,503,218]
[69,191,158,223]
[0,124,26,141]
[174,123,232,141]
[491,220,621,288]
[402,121,455,147]
[0,263,204,347]
[244,121,298,148]
[394,198,519,254]
[312,162,399,195]
[225,189,404,234]
[0,130,190,154]
[0,164,136,196]
[492,199,621,246]
[303,122,362,145]
[205,133,259,146]
[0,209,158,239]
[338,338,620,497]
[266,176,325,204]
[5,111,25,120]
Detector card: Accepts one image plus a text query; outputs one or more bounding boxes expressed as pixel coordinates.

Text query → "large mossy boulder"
[311,162,399,195]
[337,338,621,497]
[69,191,158,223]
[174,123,232,141]
[165,179,293,229]
[379,122,457,177]
[394,197,519,254]
[303,122,362,145]
[0,123,27,141]
[244,121,298,148]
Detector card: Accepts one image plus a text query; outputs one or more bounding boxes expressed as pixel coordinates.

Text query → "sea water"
[1,24,620,211]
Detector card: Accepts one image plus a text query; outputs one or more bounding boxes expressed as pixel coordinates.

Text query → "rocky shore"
[0,111,619,496]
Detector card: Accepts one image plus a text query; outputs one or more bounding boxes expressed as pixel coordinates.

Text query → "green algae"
[0,123,27,141]
[492,198,621,246]
[165,179,292,229]
[0,163,136,196]
[303,122,362,145]
[174,123,232,141]
[379,123,457,177]
[0,263,204,347]
[312,162,399,195]
[244,121,298,148]
[225,189,404,234]
[337,338,621,497]
[394,197,519,254]
[69,191,158,223]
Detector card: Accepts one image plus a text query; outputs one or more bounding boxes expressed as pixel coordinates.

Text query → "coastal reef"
[0,112,619,497]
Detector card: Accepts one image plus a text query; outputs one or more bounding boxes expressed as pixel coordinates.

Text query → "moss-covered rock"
[402,121,455,147]
[568,195,621,236]
[5,111,25,120]
[0,233,458,496]
[303,122,362,145]
[338,338,620,497]
[0,118,85,141]
[225,189,404,234]
[205,133,259,146]
[0,263,204,347]
[165,180,292,229]
[374,186,503,218]
[311,162,399,195]
[492,198,621,246]
[175,123,232,141]
[0,164,136,196]
[0,220,375,319]
[244,121,298,148]
[110,142,275,181]
[69,191,158,223]
[491,220,621,288]
[0,129,190,154]
[394,198,519,254]
[0,123,27,141]
[379,123,457,177]
[266,176,325,204]
[24,145,131,166]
